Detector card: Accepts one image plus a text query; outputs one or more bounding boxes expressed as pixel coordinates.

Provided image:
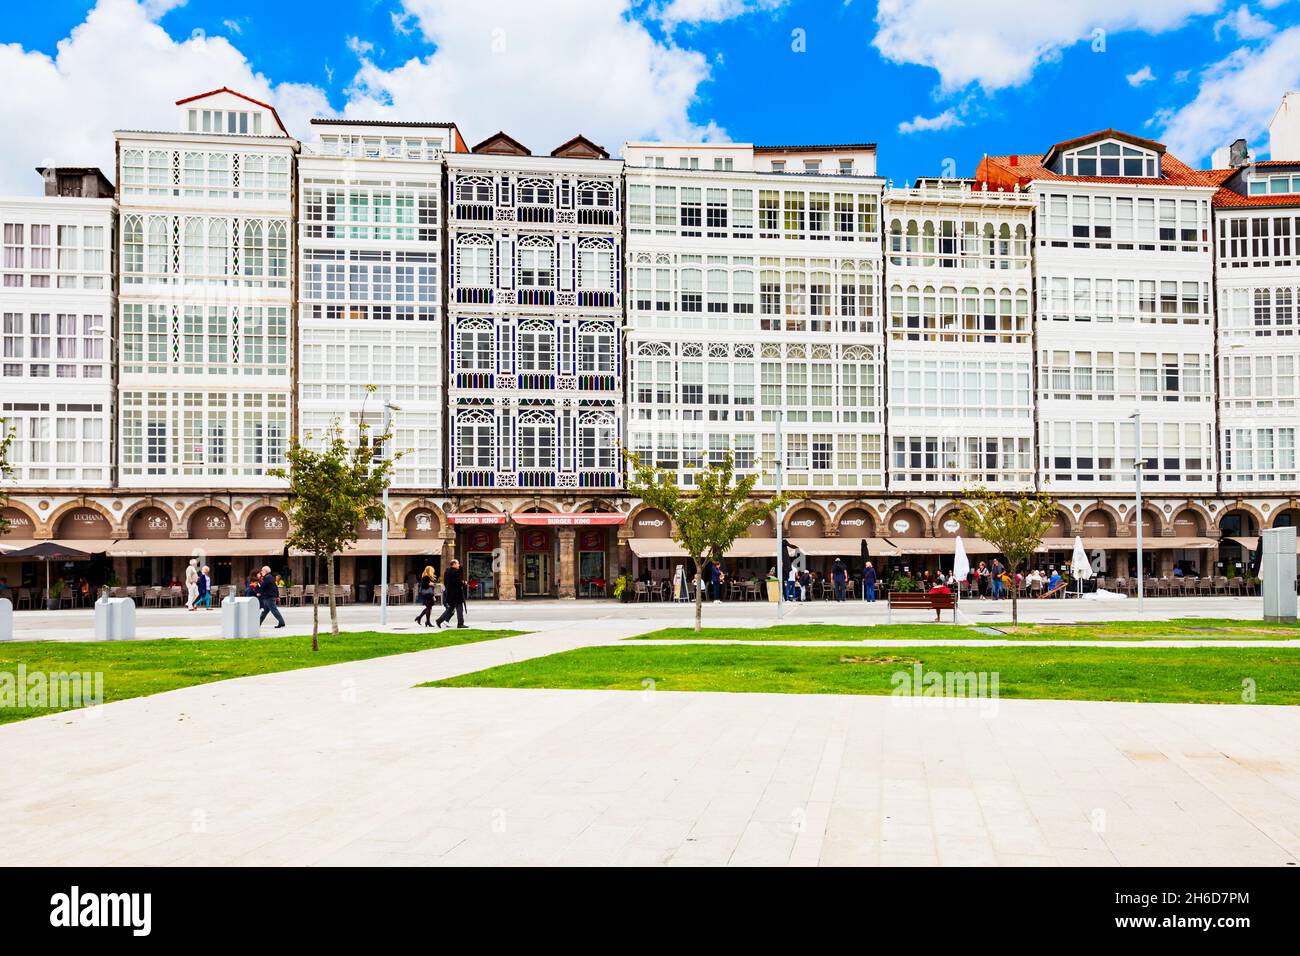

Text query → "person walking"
[991,559,1005,600]
[831,557,848,602]
[436,558,467,628]
[863,561,877,603]
[415,564,437,627]
[197,564,211,609]
[185,558,199,610]
[258,565,285,629]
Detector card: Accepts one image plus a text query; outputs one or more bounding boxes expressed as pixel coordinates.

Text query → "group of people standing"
[414,559,468,629]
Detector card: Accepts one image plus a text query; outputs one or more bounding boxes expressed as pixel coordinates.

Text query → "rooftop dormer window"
[1062,140,1157,178]
[187,108,263,135]
[1247,173,1300,196]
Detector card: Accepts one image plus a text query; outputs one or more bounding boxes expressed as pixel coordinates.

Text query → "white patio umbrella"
[1070,535,1093,597]
[952,536,970,606]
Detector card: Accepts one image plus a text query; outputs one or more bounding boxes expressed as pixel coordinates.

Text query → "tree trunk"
[327,552,339,637]
[1011,586,1019,627]
[311,554,321,652]
[693,556,704,633]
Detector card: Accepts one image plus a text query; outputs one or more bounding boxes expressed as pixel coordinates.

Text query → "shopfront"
[449,512,505,599]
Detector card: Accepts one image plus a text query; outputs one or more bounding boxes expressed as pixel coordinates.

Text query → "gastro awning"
[447,513,507,525]
[107,538,285,557]
[1041,536,1218,551]
[789,537,900,557]
[629,538,686,558]
[725,539,777,558]
[39,538,117,555]
[510,512,624,526]
[888,538,998,556]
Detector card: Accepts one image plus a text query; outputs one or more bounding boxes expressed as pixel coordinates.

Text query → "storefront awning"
[886,537,998,555]
[510,512,625,526]
[107,538,284,557]
[290,539,441,557]
[788,537,900,557]
[48,538,117,554]
[1041,536,1218,551]
[629,538,687,558]
[1230,535,1300,554]
[726,539,777,558]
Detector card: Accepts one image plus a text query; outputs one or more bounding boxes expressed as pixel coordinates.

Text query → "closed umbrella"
[952,536,970,608]
[2,542,91,608]
[1070,535,1093,597]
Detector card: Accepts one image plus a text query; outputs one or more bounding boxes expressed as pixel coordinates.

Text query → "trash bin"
[765,580,780,603]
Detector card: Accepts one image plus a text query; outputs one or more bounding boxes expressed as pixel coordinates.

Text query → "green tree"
[625,450,786,632]
[0,421,13,536]
[271,396,400,650]
[954,487,1060,627]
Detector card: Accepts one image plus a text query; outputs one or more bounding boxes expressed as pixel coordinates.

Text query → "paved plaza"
[1,598,1298,866]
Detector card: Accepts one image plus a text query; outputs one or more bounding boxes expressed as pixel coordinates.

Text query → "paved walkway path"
[0,594,1278,642]
[2,613,1298,867]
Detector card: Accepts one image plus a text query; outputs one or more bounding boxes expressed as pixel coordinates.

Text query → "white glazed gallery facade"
[1,88,1299,599]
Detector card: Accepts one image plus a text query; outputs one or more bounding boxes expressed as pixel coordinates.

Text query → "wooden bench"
[887,590,957,623]
[1038,582,1068,599]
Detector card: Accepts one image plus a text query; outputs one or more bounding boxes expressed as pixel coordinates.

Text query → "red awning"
[510,513,625,527]
[447,513,507,525]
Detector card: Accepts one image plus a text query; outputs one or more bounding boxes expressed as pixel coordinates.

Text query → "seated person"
[1047,570,1063,593]
[927,581,952,622]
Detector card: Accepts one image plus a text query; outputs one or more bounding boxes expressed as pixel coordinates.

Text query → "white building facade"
[883,184,1036,493]
[0,168,116,489]
[115,89,298,491]
[298,119,463,490]
[623,142,885,494]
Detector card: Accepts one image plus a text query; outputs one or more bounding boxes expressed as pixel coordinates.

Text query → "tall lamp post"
[1130,410,1144,614]
[379,401,400,626]
[775,410,785,618]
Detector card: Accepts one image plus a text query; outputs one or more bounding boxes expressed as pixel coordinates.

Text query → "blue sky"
[3,1,1300,193]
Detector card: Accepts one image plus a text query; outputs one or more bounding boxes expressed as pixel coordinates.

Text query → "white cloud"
[1127,65,1157,86]
[0,0,329,195]
[873,0,1224,92]
[1214,4,1276,40]
[1157,24,1300,162]
[0,0,742,194]
[897,109,964,134]
[344,0,720,150]
[655,0,786,28]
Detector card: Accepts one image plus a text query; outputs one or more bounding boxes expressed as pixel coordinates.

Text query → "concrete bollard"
[0,597,11,641]
[221,596,261,639]
[94,596,137,640]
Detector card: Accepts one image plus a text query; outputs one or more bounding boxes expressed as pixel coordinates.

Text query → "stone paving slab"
[1,615,1297,867]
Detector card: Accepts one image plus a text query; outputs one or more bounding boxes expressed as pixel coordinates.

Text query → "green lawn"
[629,619,1300,642]
[0,628,521,725]
[427,644,1300,705]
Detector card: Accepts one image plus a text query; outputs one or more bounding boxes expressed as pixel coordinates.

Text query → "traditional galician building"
[0,167,116,493]
[1206,112,1300,570]
[108,89,298,588]
[295,119,466,596]
[444,132,625,600]
[619,141,887,574]
[978,132,1221,578]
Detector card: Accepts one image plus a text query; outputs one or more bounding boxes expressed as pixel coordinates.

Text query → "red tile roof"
[1208,163,1300,208]
[175,87,289,136]
[977,150,1217,190]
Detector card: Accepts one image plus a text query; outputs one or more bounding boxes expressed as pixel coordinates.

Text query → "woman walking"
[415,564,437,627]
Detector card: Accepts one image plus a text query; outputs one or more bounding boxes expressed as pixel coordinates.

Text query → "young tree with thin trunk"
[0,422,13,536]
[954,487,1059,627]
[625,450,786,632]
[271,394,399,650]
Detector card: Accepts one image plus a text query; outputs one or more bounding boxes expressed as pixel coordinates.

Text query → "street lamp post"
[1130,410,1144,614]
[380,401,400,626]
[775,410,784,618]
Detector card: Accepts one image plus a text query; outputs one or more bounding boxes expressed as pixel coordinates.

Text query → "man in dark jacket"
[436,558,467,628]
[831,558,849,601]
[258,565,285,628]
